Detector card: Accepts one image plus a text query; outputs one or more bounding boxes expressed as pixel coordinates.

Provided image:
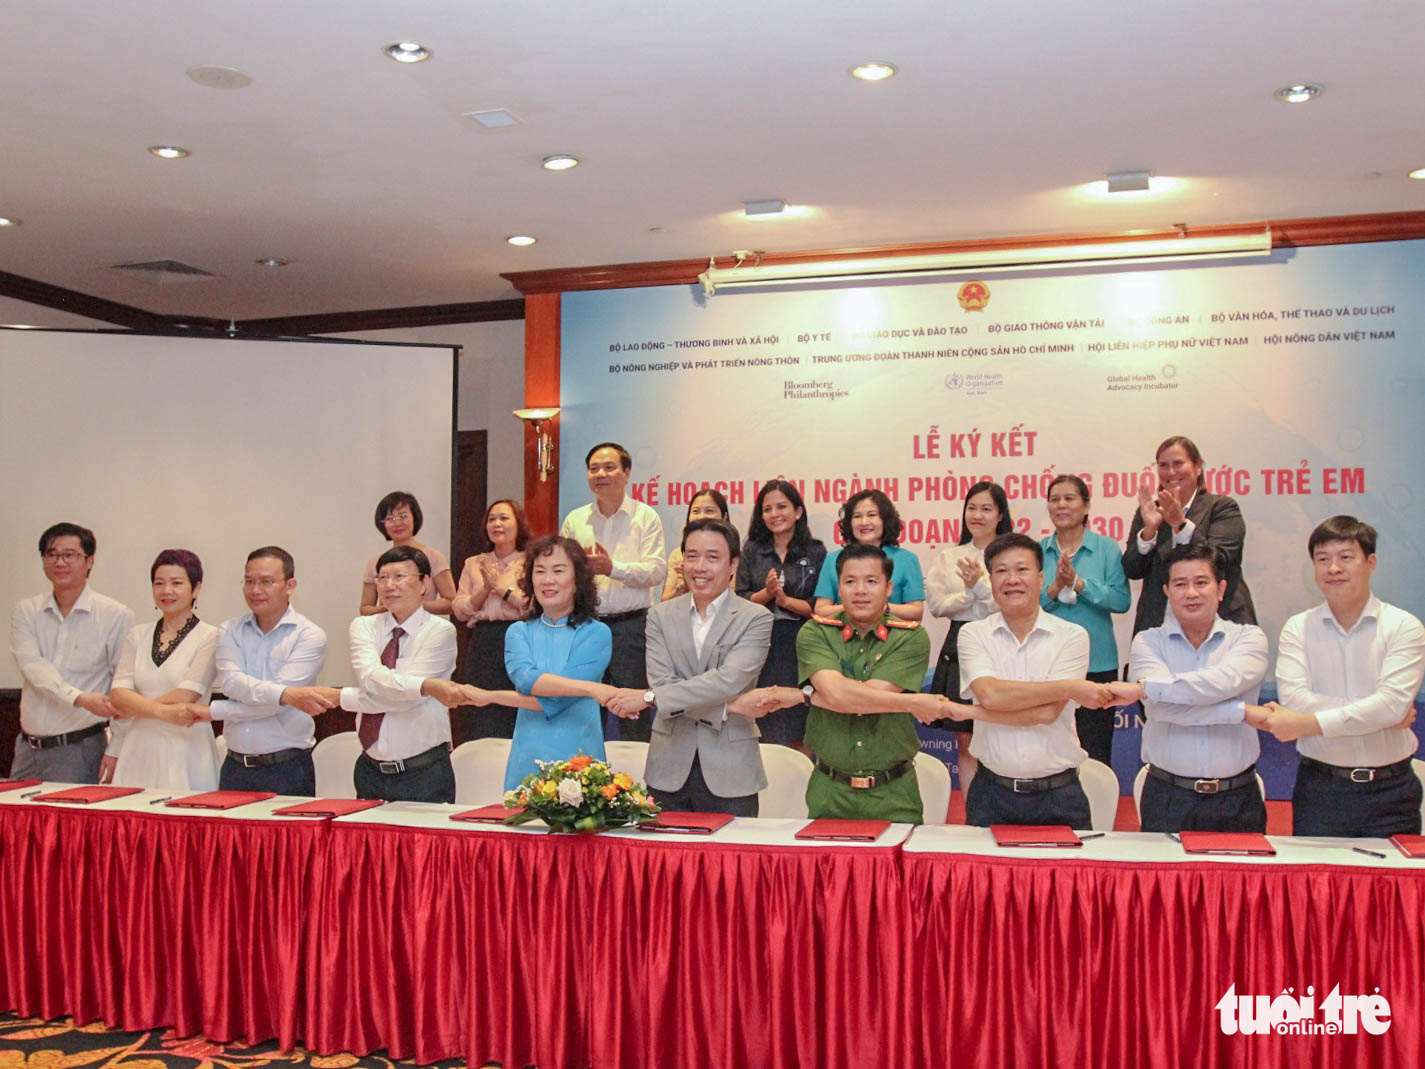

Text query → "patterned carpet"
[0,1014,489,1069]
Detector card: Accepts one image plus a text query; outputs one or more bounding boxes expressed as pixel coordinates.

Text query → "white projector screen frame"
[1,328,457,689]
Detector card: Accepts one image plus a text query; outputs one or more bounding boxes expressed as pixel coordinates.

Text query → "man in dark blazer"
[1122,439,1255,634]
[606,519,801,814]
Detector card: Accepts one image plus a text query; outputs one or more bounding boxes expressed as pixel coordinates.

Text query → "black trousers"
[353,748,456,803]
[219,751,316,796]
[965,770,1093,830]
[652,753,759,817]
[455,619,519,744]
[1075,669,1120,767]
[1139,774,1266,833]
[602,611,652,742]
[1291,759,1422,838]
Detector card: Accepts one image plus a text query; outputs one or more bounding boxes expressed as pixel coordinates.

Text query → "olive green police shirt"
[796,611,931,823]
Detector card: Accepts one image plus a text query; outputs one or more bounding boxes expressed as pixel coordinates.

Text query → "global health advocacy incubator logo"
[1215,984,1391,1036]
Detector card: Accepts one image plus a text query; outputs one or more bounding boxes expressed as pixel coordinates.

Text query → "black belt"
[599,608,649,625]
[22,722,106,750]
[979,765,1080,794]
[1148,763,1258,795]
[813,757,916,790]
[227,746,312,769]
[1300,755,1415,785]
[363,742,451,775]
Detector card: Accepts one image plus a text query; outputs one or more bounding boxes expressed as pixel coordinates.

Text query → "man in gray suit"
[607,519,802,814]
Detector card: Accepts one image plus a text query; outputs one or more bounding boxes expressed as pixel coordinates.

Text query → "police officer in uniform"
[796,543,957,823]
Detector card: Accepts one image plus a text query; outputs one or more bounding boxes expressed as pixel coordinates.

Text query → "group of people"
[9,434,1423,838]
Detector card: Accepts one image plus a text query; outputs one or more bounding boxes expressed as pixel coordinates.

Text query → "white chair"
[1133,764,1269,825]
[451,738,513,805]
[913,752,953,825]
[214,733,228,765]
[757,745,814,818]
[604,740,650,785]
[312,731,363,799]
[1078,758,1120,831]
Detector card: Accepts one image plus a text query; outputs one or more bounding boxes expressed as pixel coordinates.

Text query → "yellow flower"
[630,791,644,805]
[613,772,633,790]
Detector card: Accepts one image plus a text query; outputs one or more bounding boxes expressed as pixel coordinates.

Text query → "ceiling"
[2,0,1422,322]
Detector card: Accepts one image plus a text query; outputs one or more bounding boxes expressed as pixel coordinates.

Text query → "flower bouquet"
[503,753,660,833]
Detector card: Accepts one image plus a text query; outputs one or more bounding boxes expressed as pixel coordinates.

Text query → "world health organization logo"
[944,373,964,390]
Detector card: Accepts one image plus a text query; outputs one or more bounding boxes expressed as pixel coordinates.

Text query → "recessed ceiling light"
[850,61,897,82]
[744,199,787,217]
[256,257,292,267]
[1106,169,1152,194]
[186,65,253,89]
[1274,83,1322,104]
[148,145,190,159]
[541,154,580,171]
[0,217,20,227]
[466,108,522,129]
[1410,167,1425,180]
[383,41,431,63]
[506,235,537,247]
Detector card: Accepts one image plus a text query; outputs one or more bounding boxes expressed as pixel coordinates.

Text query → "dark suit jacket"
[1122,491,1256,634]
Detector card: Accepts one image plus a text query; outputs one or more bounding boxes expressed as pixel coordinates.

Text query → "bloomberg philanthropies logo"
[1216,984,1391,1036]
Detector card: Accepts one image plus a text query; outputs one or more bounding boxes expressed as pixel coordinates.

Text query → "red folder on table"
[991,824,1082,848]
[451,804,521,823]
[33,785,144,804]
[165,790,275,810]
[0,779,42,793]
[639,811,735,834]
[1179,831,1276,856]
[271,798,385,818]
[1389,834,1425,859]
[794,818,891,842]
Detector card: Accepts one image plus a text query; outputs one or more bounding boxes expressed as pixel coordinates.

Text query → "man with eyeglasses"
[9,522,133,783]
[339,545,462,802]
[192,546,332,796]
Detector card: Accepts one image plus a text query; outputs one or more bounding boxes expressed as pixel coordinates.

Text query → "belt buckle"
[378,759,405,775]
[239,753,261,769]
[1193,778,1220,794]
[1012,778,1037,793]
[850,774,876,789]
[1350,767,1376,784]
[27,734,43,749]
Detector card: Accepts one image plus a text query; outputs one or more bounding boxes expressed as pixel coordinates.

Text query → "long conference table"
[1,787,1420,1069]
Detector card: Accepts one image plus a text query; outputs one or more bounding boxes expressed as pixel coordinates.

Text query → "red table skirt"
[905,852,1425,1069]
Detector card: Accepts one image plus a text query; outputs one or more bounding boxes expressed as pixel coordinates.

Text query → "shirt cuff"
[62,683,84,707]
[207,699,235,721]
[1172,519,1195,545]
[1312,706,1347,738]
[608,562,628,584]
[1056,586,1079,605]
[339,686,359,712]
[1136,535,1156,555]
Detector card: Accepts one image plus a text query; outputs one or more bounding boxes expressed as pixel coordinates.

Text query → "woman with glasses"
[360,490,456,616]
[105,549,220,789]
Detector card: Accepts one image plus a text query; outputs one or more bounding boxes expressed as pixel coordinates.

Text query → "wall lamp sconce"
[513,407,560,482]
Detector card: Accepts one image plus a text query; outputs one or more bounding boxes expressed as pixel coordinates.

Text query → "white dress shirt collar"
[44,584,93,620]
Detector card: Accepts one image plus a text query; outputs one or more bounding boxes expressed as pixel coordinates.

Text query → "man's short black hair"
[1307,515,1377,558]
[247,545,296,581]
[835,542,893,580]
[1165,542,1226,583]
[376,544,431,578]
[585,442,633,471]
[984,532,1042,571]
[681,518,741,558]
[39,522,95,557]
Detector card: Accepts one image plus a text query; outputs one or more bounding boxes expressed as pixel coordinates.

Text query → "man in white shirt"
[952,533,1115,828]
[200,546,332,796]
[9,522,133,783]
[1108,545,1271,832]
[560,441,667,742]
[608,520,799,815]
[339,545,465,802]
[1253,516,1425,837]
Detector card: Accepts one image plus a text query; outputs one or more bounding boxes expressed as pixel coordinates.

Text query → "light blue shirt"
[503,615,612,790]
[1130,616,1268,778]
[209,607,327,755]
[814,544,926,604]
[1039,529,1130,673]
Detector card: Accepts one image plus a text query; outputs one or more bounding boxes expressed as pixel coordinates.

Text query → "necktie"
[359,626,404,751]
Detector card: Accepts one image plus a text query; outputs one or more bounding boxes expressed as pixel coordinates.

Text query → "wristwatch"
[801,684,815,708]
[642,688,657,708]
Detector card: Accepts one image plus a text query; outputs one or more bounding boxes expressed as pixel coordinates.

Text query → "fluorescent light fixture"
[186,65,252,89]
[699,229,1274,295]
[1106,170,1152,194]
[850,62,897,82]
[148,145,190,159]
[466,109,522,128]
[744,199,786,217]
[384,41,431,63]
[0,217,20,227]
[541,154,580,171]
[255,257,291,267]
[506,235,537,246]
[1274,83,1322,103]
[1410,167,1425,180]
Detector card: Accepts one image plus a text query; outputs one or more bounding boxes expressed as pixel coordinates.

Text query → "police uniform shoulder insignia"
[885,618,921,631]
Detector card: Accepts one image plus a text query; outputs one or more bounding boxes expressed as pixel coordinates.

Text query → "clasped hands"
[1136,483,1186,537]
